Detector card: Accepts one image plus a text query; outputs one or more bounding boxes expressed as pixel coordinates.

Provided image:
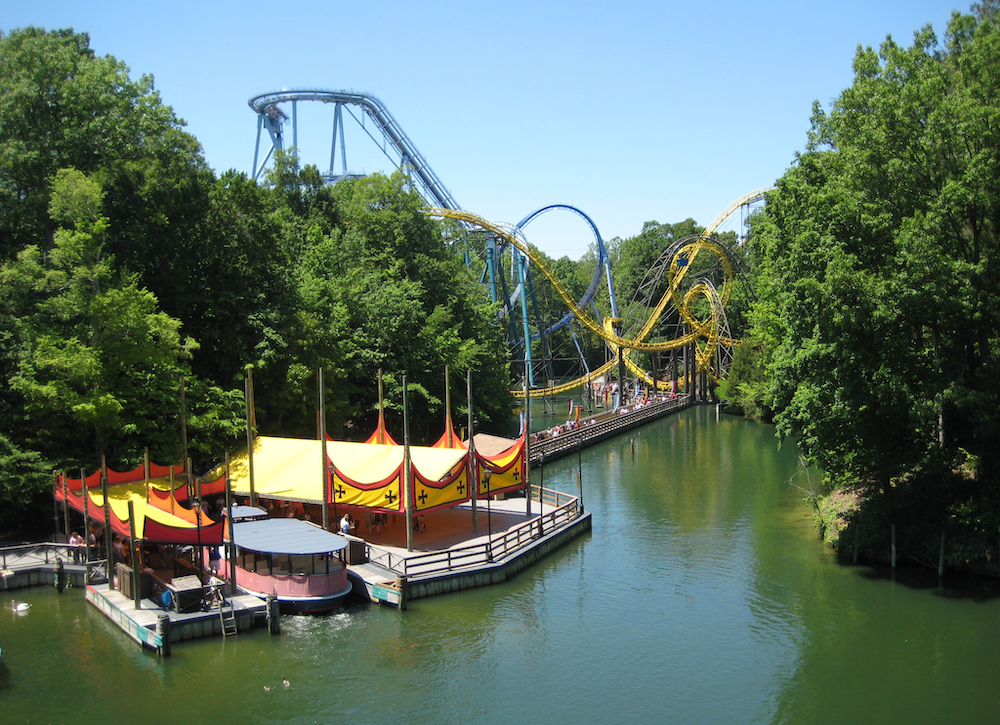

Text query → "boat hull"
[238,580,353,613]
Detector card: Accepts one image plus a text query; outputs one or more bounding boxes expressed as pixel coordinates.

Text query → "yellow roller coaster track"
[427,187,771,398]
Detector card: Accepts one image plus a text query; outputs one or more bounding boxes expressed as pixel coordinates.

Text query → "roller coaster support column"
[671,349,678,395]
[616,320,626,408]
[518,253,535,391]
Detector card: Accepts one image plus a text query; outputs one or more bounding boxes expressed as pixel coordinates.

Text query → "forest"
[0,27,514,534]
[724,3,1000,573]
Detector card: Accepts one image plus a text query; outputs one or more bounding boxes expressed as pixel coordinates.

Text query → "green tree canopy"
[747,7,1000,508]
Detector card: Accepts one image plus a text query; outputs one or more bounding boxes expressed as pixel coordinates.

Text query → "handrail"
[364,486,581,579]
[530,394,690,464]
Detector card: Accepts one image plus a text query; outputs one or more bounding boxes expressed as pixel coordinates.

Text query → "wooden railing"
[365,485,582,578]
[529,394,691,464]
[0,541,76,569]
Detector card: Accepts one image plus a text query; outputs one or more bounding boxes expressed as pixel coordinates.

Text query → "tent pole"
[404,375,414,552]
[468,370,478,533]
[101,456,112,566]
[525,357,531,518]
[320,367,330,531]
[81,468,92,564]
[225,454,237,592]
[128,500,140,610]
[377,369,386,444]
[60,472,70,541]
[444,366,452,446]
[245,367,257,507]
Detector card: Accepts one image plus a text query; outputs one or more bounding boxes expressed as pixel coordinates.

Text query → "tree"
[3,168,197,468]
[748,8,1000,531]
[0,28,203,261]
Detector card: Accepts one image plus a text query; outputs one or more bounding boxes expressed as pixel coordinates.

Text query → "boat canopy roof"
[230,517,348,555]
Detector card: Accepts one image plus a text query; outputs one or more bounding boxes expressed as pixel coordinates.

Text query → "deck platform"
[346,495,591,607]
[85,582,268,651]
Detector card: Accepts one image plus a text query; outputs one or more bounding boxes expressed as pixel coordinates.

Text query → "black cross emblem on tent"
[385,490,396,504]
[456,480,465,495]
[334,485,346,499]
[513,469,520,481]
[418,490,428,505]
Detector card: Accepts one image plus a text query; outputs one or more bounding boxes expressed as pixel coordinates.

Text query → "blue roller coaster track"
[248,88,764,392]
[249,89,460,211]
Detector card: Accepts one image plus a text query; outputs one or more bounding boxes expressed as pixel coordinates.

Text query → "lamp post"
[193,498,204,586]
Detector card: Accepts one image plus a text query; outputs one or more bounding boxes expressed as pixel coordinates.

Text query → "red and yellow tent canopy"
[55,464,225,545]
[225,426,525,514]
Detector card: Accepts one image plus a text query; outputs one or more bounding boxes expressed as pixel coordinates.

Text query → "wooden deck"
[86,582,268,651]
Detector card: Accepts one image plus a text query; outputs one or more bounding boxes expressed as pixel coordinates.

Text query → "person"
[112,535,126,564]
[68,531,84,564]
[340,514,352,535]
[209,546,221,574]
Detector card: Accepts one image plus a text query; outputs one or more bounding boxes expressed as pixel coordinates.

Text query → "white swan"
[10,599,31,612]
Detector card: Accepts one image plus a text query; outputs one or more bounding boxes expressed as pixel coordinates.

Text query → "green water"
[2,407,998,724]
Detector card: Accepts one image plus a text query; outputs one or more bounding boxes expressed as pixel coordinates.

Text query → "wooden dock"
[346,490,591,607]
[85,582,269,652]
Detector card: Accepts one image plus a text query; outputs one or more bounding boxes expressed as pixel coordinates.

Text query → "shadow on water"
[852,563,1000,601]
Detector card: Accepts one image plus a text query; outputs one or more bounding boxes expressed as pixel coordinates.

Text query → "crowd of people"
[530,388,679,444]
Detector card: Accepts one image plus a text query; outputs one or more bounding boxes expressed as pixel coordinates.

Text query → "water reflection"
[3,407,999,723]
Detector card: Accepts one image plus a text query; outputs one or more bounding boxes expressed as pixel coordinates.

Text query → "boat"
[214,506,353,614]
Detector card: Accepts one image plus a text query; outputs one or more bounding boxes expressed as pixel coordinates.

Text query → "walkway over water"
[529,393,693,465]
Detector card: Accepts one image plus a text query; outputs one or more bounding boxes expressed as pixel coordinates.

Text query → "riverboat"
[216,506,353,614]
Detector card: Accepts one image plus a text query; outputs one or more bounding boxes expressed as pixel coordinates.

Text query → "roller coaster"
[250,89,769,398]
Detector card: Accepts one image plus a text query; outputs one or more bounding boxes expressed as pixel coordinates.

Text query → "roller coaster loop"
[428,187,771,398]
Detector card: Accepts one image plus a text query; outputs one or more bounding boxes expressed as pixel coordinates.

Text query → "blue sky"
[5,1,962,259]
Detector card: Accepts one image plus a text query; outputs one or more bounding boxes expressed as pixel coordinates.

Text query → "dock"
[85,582,269,651]
[345,487,591,607]
[3,484,589,647]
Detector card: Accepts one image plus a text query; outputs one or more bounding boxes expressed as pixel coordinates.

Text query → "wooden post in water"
[938,530,946,577]
[54,557,65,593]
[156,614,171,657]
[891,523,897,568]
[468,370,478,534]
[266,593,280,634]
[577,443,584,514]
